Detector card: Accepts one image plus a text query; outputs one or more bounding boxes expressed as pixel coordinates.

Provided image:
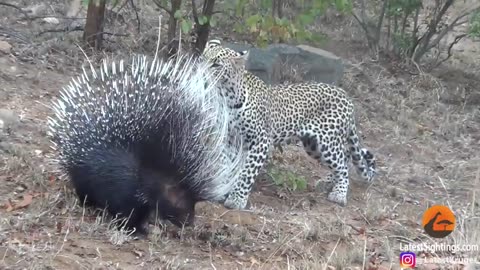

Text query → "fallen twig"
[36,26,128,37]
[0,1,30,19]
[129,0,141,33]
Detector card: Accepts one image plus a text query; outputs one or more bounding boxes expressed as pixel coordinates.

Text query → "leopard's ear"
[206,39,222,48]
[231,50,249,68]
[239,50,250,61]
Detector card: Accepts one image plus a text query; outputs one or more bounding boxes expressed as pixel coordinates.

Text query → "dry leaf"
[7,194,33,212]
[16,194,33,209]
[133,249,144,258]
[5,200,14,212]
[48,175,56,185]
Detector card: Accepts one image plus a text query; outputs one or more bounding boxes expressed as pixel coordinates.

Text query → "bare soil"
[1,1,479,269]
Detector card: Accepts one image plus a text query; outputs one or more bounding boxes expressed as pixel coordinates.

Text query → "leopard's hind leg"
[301,133,350,206]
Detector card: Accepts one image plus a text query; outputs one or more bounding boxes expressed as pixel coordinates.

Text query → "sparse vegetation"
[352,0,480,67]
[469,10,480,37]
[267,167,308,192]
[151,0,217,53]
[222,0,352,46]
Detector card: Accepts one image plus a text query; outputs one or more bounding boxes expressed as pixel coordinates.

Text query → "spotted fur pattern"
[202,40,376,209]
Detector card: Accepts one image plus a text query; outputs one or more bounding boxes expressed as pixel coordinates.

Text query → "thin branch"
[0,1,30,19]
[191,0,200,25]
[85,31,129,37]
[36,25,83,36]
[426,6,480,52]
[375,0,388,40]
[151,0,172,15]
[129,0,141,33]
[432,33,467,69]
[409,6,421,56]
[352,10,378,53]
[18,15,88,21]
[410,39,422,71]
[114,0,130,12]
[36,26,128,37]
[400,12,408,38]
[351,12,368,33]
[370,0,388,55]
[386,7,391,51]
[414,0,454,61]
[359,0,366,22]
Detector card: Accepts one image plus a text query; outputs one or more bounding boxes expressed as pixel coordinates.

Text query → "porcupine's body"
[47,53,245,234]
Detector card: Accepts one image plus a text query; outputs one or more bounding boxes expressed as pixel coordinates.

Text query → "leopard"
[201,39,376,210]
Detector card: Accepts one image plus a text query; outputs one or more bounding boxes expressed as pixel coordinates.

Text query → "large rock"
[222,42,344,85]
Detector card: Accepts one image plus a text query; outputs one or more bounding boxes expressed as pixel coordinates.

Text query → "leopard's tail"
[347,118,376,182]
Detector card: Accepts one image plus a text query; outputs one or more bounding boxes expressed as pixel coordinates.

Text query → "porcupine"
[47,52,245,235]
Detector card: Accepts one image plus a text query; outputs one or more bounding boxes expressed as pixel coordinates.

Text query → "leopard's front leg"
[223,134,271,210]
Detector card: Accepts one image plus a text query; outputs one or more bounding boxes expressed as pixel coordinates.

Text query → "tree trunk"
[193,0,215,53]
[83,0,107,50]
[168,0,182,43]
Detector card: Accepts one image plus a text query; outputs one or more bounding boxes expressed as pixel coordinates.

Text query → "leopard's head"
[202,39,249,86]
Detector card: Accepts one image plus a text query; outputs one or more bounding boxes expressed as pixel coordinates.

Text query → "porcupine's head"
[47,52,245,228]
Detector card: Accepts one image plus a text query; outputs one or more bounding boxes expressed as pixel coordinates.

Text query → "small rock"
[0,41,12,54]
[234,251,244,257]
[0,109,19,130]
[15,185,26,193]
[42,17,60,24]
[223,42,344,85]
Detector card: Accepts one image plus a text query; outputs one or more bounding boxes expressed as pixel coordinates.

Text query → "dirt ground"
[1,1,479,269]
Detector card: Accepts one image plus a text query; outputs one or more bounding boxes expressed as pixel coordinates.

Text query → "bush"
[352,0,480,67]
[225,0,352,47]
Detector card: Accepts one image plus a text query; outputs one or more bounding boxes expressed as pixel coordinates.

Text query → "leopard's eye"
[211,62,221,68]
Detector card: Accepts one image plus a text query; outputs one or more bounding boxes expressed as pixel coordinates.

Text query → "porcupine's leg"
[223,133,271,210]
